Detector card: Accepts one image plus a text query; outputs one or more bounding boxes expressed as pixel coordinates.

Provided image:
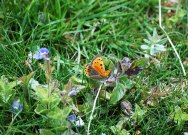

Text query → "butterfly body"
[84,56,111,79]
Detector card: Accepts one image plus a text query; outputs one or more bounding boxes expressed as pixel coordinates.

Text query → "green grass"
[0,0,188,134]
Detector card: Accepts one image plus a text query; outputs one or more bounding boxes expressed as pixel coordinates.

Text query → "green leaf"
[34,86,61,107]
[40,129,56,135]
[47,107,72,131]
[48,93,61,108]
[131,104,147,123]
[110,83,126,105]
[49,119,67,131]
[7,80,21,90]
[47,107,63,119]
[0,77,21,103]
[62,106,72,118]
[131,58,148,68]
[110,126,130,135]
[35,104,48,115]
[172,106,188,124]
[116,119,126,130]
[34,86,49,104]
[119,76,134,89]
[47,106,72,120]
[29,78,39,89]
[120,129,130,135]
[169,9,186,23]
[62,129,77,135]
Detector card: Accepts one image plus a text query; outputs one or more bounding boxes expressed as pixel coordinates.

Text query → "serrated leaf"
[0,78,20,103]
[7,81,21,90]
[47,106,72,119]
[48,93,61,108]
[110,83,126,105]
[1,89,15,103]
[47,107,62,119]
[49,119,67,131]
[34,86,48,104]
[34,85,61,107]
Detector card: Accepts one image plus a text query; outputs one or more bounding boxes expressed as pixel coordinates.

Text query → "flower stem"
[87,83,103,135]
[46,58,51,97]
[46,58,51,109]
[6,111,21,134]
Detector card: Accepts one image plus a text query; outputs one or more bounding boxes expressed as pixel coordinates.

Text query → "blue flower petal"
[39,48,49,55]
[67,114,76,122]
[68,89,77,97]
[12,100,24,112]
[33,48,49,60]
[33,52,44,60]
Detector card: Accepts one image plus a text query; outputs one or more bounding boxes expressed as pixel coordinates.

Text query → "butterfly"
[84,55,112,80]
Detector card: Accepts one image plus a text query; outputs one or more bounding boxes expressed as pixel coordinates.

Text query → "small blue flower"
[101,133,106,135]
[12,100,24,112]
[39,48,49,55]
[33,48,49,60]
[33,52,44,60]
[68,89,77,97]
[67,114,77,122]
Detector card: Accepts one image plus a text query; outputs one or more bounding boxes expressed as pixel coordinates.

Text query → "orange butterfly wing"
[84,64,104,79]
[91,56,111,77]
[84,64,99,77]
[84,64,90,77]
